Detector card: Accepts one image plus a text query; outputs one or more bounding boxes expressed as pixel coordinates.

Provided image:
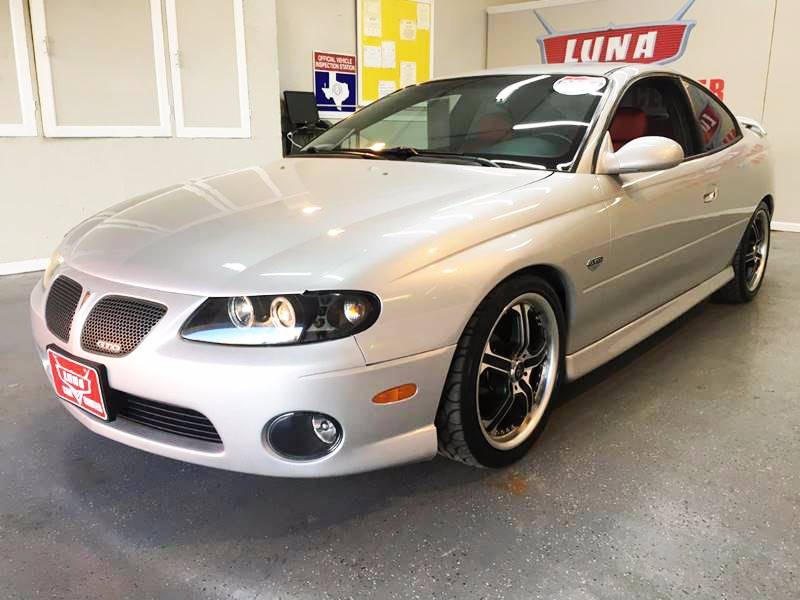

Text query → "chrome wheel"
[477,293,559,451]
[745,208,770,292]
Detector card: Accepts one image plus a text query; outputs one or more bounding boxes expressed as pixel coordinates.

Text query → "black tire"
[712,201,772,304]
[436,275,565,468]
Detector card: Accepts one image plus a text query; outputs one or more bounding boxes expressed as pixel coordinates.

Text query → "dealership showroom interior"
[2,0,800,597]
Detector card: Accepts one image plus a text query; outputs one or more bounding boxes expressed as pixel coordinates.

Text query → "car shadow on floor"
[56,296,734,547]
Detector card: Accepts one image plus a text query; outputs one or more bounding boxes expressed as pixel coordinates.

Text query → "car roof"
[432,62,676,81]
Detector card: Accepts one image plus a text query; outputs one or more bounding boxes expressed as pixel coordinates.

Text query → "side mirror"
[597,134,685,175]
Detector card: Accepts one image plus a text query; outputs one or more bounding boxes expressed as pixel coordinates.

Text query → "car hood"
[60,158,553,296]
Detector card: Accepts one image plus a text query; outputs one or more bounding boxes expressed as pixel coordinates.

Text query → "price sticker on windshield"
[553,76,607,96]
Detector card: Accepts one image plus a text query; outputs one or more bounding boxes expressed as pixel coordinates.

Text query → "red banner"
[314,51,357,73]
[536,0,696,65]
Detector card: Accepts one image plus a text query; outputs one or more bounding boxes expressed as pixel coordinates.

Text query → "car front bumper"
[30,269,454,477]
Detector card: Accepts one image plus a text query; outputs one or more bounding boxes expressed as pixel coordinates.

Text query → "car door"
[678,79,750,282]
[598,75,724,334]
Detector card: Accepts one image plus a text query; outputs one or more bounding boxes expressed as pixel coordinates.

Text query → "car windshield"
[302,74,607,171]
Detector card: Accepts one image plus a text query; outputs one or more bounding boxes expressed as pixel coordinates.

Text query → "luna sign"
[536,0,696,65]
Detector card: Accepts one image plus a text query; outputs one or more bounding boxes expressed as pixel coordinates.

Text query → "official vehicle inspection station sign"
[314,51,358,119]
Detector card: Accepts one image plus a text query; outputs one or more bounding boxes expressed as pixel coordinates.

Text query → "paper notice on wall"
[400,19,417,41]
[381,41,396,69]
[417,3,431,30]
[363,0,382,37]
[400,61,417,87]
[363,45,382,68]
[378,80,397,98]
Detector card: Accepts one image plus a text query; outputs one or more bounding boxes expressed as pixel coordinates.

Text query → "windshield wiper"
[361,146,501,168]
[298,147,383,160]
[411,151,501,168]
[302,146,502,168]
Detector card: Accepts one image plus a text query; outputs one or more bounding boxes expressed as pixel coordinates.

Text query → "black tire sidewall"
[456,275,566,468]
[734,202,771,301]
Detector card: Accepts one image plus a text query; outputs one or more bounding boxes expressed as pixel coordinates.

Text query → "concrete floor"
[1,234,798,600]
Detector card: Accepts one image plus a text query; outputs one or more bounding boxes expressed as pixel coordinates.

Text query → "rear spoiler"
[737,116,767,137]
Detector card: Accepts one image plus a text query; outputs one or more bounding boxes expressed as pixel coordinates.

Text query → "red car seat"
[609,107,647,151]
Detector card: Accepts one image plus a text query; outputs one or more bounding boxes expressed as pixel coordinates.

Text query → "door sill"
[565,267,734,381]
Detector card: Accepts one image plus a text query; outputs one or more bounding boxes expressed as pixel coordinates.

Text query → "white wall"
[276,0,356,94]
[276,0,509,95]
[763,0,800,229]
[0,0,283,268]
[434,0,512,77]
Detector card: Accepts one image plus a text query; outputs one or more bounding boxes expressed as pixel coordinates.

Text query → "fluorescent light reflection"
[496,75,549,103]
[513,121,589,131]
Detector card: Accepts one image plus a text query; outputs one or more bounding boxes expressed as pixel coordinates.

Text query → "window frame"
[0,0,37,137]
[592,72,744,173]
[165,0,251,138]
[28,0,171,138]
[613,75,697,156]
[679,76,743,160]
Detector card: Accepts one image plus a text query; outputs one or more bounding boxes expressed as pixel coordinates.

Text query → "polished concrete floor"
[1,234,798,600]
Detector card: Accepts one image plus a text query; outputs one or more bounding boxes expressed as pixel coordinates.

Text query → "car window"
[683,81,741,154]
[305,74,607,170]
[341,95,461,151]
[607,77,694,155]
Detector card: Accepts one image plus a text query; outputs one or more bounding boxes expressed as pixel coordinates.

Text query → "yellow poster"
[357,0,433,105]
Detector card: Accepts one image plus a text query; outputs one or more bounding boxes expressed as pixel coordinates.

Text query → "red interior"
[609,107,647,151]
[469,112,513,149]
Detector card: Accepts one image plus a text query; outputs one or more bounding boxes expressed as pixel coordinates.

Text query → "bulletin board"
[356,0,434,105]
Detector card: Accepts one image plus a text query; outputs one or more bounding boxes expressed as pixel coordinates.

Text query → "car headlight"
[42,251,64,289]
[181,291,380,346]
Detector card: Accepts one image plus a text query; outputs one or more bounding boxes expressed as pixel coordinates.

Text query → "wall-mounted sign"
[314,51,357,119]
[536,0,696,65]
[487,0,781,115]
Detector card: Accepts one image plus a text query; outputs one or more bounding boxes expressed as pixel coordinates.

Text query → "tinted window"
[306,74,607,170]
[684,81,741,154]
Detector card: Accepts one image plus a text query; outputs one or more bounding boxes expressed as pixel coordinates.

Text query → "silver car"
[30,63,774,476]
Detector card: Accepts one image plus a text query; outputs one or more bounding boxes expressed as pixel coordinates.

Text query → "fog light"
[312,415,338,444]
[266,412,342,460]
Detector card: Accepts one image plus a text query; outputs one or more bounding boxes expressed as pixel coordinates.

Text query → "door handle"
[703,187,719,203]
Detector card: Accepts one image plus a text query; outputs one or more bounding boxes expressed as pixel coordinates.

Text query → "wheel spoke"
[753,221,763,244]
[510,303,531,357]
[523,340,547,369]
[518,379,535,412]
[485,389,516,433]
[744,209,770,292]
[481,352,512,374]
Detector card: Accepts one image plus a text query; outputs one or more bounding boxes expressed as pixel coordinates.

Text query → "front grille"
[115,393,222,444]
[45,276,83,342]
[81,296,167,356]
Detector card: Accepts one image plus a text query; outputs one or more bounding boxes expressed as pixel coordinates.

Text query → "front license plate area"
[47,345,114,421]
